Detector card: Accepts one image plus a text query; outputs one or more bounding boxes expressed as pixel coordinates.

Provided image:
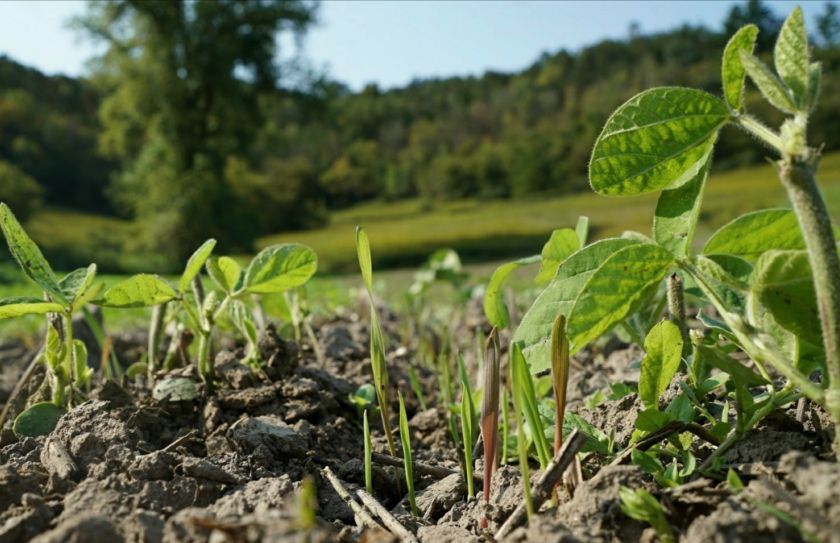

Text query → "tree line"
[1,0,839,271]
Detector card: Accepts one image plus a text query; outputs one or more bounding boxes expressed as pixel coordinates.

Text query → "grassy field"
[259,152,840,273]
[4,152,840,341]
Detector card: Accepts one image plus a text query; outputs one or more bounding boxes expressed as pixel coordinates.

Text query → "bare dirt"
[1,310,839,542]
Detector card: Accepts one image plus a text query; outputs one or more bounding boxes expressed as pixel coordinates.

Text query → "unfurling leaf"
[740,52,797,114]
[589,87,727,196]
[179,239,216,293]
[534,229,580,285]
[245,244,317,294]
[355,226,374,293]
[207,256,242,294]
[638,320,683,410]
[484,255,540,328]
[721,24,758,111]
[774,6,809,108]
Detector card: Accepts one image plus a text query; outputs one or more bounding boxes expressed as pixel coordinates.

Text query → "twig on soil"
[608,421,721,467]
[0,345,44,431]
[494,429,586,540]
[161,429,199,453]
[356,488,420,543]
[371,451,482,484]
[320,466,381,532]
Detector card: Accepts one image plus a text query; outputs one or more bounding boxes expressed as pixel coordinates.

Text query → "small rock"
[227,415,306,459]
[416,473,466,519]
[181,457,240,485]
[31,513,124,543]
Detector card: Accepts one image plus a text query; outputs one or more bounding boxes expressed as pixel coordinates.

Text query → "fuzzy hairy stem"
[667,273,689,355]
[778,157,840,449]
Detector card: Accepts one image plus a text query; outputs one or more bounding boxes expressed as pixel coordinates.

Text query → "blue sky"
[0,1,827,90]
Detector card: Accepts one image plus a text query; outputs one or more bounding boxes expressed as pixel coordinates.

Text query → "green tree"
[723,0,782,50]
[77,0,317,267]
[817,2,840,47]
[0,160,43,221]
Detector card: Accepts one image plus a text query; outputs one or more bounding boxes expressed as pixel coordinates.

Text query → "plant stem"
[147,302,167,381]
[777,157,840,450]
[738,115,786,154]
[62,312,75,405]
[667,273,689,355]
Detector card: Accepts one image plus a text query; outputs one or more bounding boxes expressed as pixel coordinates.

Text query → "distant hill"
[1,5,839,272]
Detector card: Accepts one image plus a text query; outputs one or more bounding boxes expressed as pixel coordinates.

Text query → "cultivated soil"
[0,299,839,543]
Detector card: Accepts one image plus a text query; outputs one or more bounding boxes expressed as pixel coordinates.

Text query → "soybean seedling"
[0,203,104,435]
[513,7,840,457]
[398,391,418,516]
[356,226,397,456]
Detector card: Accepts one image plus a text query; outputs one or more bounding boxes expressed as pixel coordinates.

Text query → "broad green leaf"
[0,203,65,304]
[638,320,683,409]
[13,402,64,437]
[483,255,540,329]
[355,226,373,293]
[774,6,809,107]
[0,297,63,319]
[807,62,821,112]
[179,239,216,293]
[590,87,728,196]
[568,243,674,352]
[751,250,821,346]
[244,244,317,294]
[575,216,590,246]
[97,274,177,308]
[534,229,579,285]
[722,24,758,111]
[695,345,767,387]
[740,52,797,114]
[207,256,242,294]
[704,209,804,260]
[514,238,640,373]
[653,154,710,256]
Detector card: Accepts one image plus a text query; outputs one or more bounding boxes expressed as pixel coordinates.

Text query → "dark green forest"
[1,0,839,271]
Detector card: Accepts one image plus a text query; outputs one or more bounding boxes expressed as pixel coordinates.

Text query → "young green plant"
[0,203,103,434]
[355,226,397,456]
[480,328,500,520]
[398,391,418,516]
[510,343,534,520]
[512,7,840,456]
[460,379,476,499]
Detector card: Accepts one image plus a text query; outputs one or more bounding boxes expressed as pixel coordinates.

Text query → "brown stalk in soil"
[494,429,586,540]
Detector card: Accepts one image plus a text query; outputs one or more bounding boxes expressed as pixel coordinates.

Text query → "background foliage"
[0,0,839,272]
